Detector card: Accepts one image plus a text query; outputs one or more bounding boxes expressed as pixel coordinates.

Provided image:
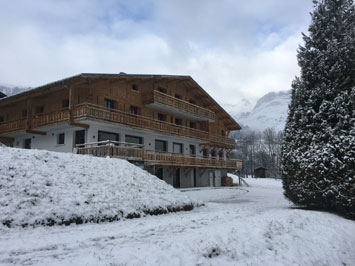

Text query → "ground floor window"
[155,140,167,152]
[74,130,86,146]
[189,145,196,156]
[173,142,183,154]
[23,138,31,149]
[57,133,65,145]
[125,135,143,145]
[98,131,119,143]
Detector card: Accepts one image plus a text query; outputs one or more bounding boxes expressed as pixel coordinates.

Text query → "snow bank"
[0,147,197,228]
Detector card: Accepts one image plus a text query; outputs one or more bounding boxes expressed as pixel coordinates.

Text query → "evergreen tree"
[281,0,355,218]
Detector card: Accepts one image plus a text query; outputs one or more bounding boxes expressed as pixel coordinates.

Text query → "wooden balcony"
[76,140,242,170]
[143,90,216,122]
[0,103,235,149]
[73,103,235,148]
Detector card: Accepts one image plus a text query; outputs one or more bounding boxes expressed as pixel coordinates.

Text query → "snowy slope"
[1,179,354,266]
[0,147,197,228]
[234,90,291,132]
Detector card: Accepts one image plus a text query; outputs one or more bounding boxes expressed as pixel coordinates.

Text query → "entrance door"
[173,168,180,188]
[193,168,197,187]
[155,168,163,180]
[74,130,86,146]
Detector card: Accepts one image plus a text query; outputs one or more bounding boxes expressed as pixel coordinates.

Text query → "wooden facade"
[0,73,241,172]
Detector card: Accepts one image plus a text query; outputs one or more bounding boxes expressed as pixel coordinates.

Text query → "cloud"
[0,0,313,112]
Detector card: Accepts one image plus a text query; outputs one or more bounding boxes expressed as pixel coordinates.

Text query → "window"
[218,150,224,160]
[0,115,3,123]
[211,149,217,158]
[173,143,183,154]
[24,138,31,149]
[155,140,167,152]
[175,118,182,125]
[98,131,119,143]
[57,133,65,145]
[125,135,143,145]
[74,130,86,145]
[157,113,166,121]
[175,93,182,99]
[221,130,225,136]
[35,106,44,114]
[131,84,139,91]
[203,148,209,158]
[62,99,69,108]
[189,99,196,105]
[189,145,196,156]
[22,110,27,118]
[130,105,139,115]
[158,87,167,94]
[104,98,115,109]
[190,122,196,129]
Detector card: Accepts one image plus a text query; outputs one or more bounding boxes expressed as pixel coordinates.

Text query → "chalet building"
[0,73,242,188]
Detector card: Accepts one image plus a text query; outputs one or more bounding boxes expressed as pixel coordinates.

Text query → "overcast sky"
[0,0,313,112]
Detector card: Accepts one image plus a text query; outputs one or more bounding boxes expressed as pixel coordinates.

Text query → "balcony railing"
[75,140,242,170]
[143,90,216,121]
[0,103,236,148]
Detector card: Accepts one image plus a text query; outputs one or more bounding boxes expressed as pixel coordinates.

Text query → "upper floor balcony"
[143,90,216,122]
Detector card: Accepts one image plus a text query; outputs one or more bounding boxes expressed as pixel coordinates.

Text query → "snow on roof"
[0,147,198,228]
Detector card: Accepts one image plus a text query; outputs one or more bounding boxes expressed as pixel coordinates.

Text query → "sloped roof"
[0,73,241,130]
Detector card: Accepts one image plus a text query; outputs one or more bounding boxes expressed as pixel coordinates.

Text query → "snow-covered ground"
[0,147,196,228]
[1,177,354,266]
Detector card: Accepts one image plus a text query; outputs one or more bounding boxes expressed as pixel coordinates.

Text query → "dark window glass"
[130,105,139,115]
[125,135,143,144]
[189,145,196,156]
[158,87,167,94]
[62,99,69,108]
[175,118,182,125]
[98,131,119,142]
[24,138,31,149]
[189,99,196,105]
[203,148,208,158]
[57,133,65,145]
[173,143,183,154]
[221,130,225,136]
[131,84,139,91]
[75,130,86,145]
[155,140,167,152]
[190,122,196,129]
[22,110,27,118]
[175,94,182,99]
[218,150,224,160]
[211,149,217,158]
[35,106,44,114]
[0,116,4,123]
[157,113,166,121]
[104,99,115,109]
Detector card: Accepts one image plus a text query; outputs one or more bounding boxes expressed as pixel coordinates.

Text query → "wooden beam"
[185,167,193,176]
[70,122,90,129]
[199,168,207,177]
[169,167,178,177]
[200,144,207,153]
[26,130,46,135]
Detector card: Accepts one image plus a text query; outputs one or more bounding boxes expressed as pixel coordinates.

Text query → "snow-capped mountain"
[233,90,291,133]
[0,84,30,97]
